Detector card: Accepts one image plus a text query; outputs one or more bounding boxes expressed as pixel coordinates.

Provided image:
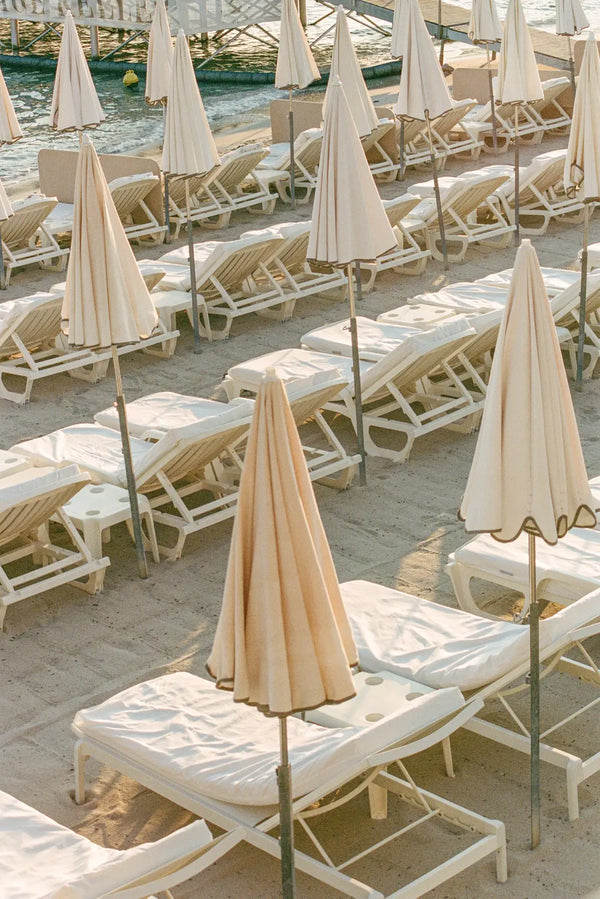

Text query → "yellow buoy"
[123,69,139,87]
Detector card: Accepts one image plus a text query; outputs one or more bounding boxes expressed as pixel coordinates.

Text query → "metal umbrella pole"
[185,178,211,351]
[576,202,590,389]
[163,104,171,243]
[437,0,444,64]
[399,119,406,180]
[528,532,540,849]
[514,107,520,244]
[568,36,577,97]
[485,44,499,155]
[110,346,148,579]
[425,111,449,269]
[289,86,296,208]
[277,716,296,898]
[347,263,367,486]
[0,224,5,289]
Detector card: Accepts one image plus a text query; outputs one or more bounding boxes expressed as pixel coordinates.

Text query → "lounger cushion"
[0,293,60,348]
[73,673,465,807]
[94,394,254,437]
[301,316,421,359]
[342,579,600,692]
[108,172,159,191]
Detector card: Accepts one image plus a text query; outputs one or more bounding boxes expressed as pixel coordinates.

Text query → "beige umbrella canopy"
[496,0,543,105]
[556,0,589,36]
[49,11,105,132]
[0,65,22,145]
[207,371,357,897]
[61,136,157,578]
[459,240,596,848]
[323,6,378,138]
[145,0,173,106]
[393,0,453,121]
[468,0,502,43]
[275,0,320,91]
[390,0,404,59]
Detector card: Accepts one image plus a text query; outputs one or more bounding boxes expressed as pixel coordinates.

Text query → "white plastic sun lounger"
[359,196,430,291]
[462,98,543,153]
[0,787,243,898]
[12,401,257,561]
[259,221,348,300]
[108,171,166,245]
[526,76,572,134]
[72,671,507,898]
[92,373,360,491]
[224,317,482,463]
[0,466,108,629]
[1,195,68,287]
[255,127,323,204]
[342,578,600,822]
[429,99,484,162]
[361,118,401,181]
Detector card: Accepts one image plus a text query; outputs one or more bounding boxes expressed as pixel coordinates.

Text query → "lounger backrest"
[268,222,312,271]
[2,196,58,248]
[447,172,509,220]
[361,119,395,153]
[400,117,429,147]
[167,169,220,205]
[528,77,570,115]
[552,272,600,328]
[213,145,269,192]
[0,465,88,545]
[0,293,62,358]
[458,309,503,363]
[383,195,422,228]
[285,370,350,426]
[108,173,159,217]
[432,99,476,138]
[196,233,284,296]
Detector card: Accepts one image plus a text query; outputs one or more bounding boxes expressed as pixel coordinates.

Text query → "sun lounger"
[1,195,68,287]
[92,373,360,491]
[0,787,243,897]
[224,318,482,463]
[361,118,400,181]
[11,402,257,561]
[255,127,323,204]
[462,97,543,153]
[429,98,484,162]
[408,169,514,262]
[342,578,600,821]
[0,465,108,629]
[72,670,507,898]
[359,195,430,291]
[107,171,167,244]
[167,144,280,238]
[525,76,572,134]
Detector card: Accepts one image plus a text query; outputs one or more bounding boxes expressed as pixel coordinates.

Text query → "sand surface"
[2,111,600,898]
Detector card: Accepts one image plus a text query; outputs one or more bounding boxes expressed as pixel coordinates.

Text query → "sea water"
[0,0,598,190]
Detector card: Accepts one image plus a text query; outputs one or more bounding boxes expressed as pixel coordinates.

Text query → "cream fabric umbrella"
[62,135,158,578]
[207,370,357,898]
[497,0,543,241]
[459,239,596,849]
[308,75,396,484]
[49,11,105,133]
[0,65,22,145]
[563,32,600,385]
[0,177,13,289]
[145,0,173,106]
[275,0,320,206]
[469,0,502,153]
[556,0,589,93]
[162,29,220,350]
[323,6,378,138]
[393,0,453,267]
[390,0,405,59]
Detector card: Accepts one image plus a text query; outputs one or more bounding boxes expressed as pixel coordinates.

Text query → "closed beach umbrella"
[563,32,600,385]
[469,0,502,152]
[145,0,173,106]
[393,0,453,267]
[62,136,158,578]
[0,178,13,289]
[162,29,220,351]
[275,0,320,206]
[390,0,405,59]
[49,11,105,134]
[323,6,378,138]
[207,371,357,898]
[308,76,396,484]
[0,65,22,145]
[497,0,543,241]
[556,0,589,92]
[459,239,597,849]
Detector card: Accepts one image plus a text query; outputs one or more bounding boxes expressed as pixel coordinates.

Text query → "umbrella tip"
[330,74,342,88]
[264,366,280,382]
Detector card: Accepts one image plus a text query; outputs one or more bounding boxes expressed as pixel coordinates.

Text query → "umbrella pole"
[277,716,296,898]
[528,532,540,849]
[399,119,405,181]
[568,36,576,97]
[437,0,444,64]
[486,44,499,156]
[289,87,296,209]
[185,179,205,352]
[163,105,171,244]
[111,346,148,579]
[348,263,367,486]
[0,224,4,290]
[576,203,589,389]
[425,111,449,270]
[514,107,520,244]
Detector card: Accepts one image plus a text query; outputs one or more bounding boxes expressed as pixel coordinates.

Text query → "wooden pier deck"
[349,0,574,71]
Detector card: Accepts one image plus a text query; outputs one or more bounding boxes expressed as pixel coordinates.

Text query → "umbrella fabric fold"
[207,371,357,717]
[0,65,22,145]
[459,240,596,544]
[393,0,453,120]
[61,136,157,349]
[323,6,378,137]
[49,11,105,132]
[275,0,320,90]
[146,0,173,106]
[390,0,404,59]
[496,0,543,105]
[162,30,220,178]
[308,77,396,266]
[564,32,600,201]
[468,0,502,44]
[556,0,589,36]
[0,179,13,222]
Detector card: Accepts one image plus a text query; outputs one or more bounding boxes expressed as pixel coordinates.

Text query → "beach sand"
[2,112,600,898]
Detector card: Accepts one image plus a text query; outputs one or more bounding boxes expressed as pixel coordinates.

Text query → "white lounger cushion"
[409,282,510,313]
[0,788,212,899]
[0,464,85,513]
[301,316,421,360]
[480,266,580,296]
[341,579,600,692]
[94,394,253,437]
[73,672,464,807]
[0,292,60,347]
[258,128,322,171]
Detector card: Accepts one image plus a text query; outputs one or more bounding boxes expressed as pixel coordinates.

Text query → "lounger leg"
[0,603,6,631]
[367,782,388,820]
[74,741,89,805]
[442,737,454,778]
[445,560,485,616]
